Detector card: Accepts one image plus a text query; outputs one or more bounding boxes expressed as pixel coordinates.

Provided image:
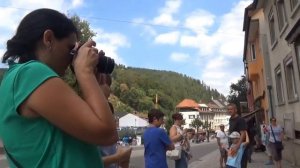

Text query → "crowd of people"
[215,104,284,168]
[0,8,285,168]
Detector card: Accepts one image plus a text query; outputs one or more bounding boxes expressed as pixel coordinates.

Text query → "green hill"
[109,65,224,115]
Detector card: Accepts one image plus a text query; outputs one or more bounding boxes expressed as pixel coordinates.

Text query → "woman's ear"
[43,29,54,49]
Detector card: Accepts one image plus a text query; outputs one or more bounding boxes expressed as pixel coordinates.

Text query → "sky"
[0,0,252,96]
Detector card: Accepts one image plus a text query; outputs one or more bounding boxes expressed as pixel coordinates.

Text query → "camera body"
[70,47,115,74]
[97,50,115,74]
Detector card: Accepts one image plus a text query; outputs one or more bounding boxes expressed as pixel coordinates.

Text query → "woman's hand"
[73,40,99,75]
[117,146,132,168]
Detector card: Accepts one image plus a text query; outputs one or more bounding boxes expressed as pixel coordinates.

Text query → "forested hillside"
[109,65,224,115]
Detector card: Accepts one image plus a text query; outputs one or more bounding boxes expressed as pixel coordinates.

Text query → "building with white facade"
[176,99,229,131]
[119,113,148,128]
[207,100,230,131]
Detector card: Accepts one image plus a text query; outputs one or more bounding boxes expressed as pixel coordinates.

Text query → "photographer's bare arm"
[19,40,118,145]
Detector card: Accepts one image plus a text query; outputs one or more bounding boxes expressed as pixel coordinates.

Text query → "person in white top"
[169,113,188,168]
[216,124,228,168]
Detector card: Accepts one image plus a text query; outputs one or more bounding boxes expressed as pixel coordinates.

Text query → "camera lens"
[97,55,115,74]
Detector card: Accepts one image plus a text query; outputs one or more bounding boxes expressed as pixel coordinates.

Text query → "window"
[290,0,299,10]
[251,44,256,60]
[295,42,300,74]
[295,130,300,139]
[285,57,298,100]
[276,0,287,31]
[275,66,285,104]
[189,115,195,119]
[268,9,276,45]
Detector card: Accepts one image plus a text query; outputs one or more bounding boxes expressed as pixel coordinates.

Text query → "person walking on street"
[265,117,284,168]
[262,123,274,165]
[227,103,247,168]
[217,124,228,168]
[143,109,174,168]
[226,131,249,168]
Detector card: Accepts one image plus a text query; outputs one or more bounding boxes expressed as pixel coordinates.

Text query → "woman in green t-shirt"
[0,8,118,168]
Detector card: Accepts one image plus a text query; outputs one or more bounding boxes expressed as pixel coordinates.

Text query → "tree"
[63,14,97,93]
[164,113,174,134]
[70,15,96,43]
[191,118,203,135]
[227,75,247,115]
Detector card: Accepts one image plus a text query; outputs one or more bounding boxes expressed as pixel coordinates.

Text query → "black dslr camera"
[97,50,115,74]
[70,47,115,74]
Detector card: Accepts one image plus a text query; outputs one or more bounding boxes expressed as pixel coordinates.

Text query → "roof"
[115,111,129,118]
[207,102,220,109]
[199,104,208,107]
[211,99,225,108]
[176,99,199,109]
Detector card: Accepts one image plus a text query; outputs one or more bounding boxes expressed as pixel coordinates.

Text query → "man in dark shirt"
[228,103,248,168]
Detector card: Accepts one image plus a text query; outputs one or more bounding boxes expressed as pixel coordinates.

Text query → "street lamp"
[206,115,209,143]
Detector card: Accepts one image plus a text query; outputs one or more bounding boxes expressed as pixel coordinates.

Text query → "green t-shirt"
[0,61,103,168]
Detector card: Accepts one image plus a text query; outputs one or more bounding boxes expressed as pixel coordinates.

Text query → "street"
[0,141,217,168]
[129,140,217,168]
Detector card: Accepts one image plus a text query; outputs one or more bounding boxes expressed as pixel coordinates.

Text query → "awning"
[241,108,262,122]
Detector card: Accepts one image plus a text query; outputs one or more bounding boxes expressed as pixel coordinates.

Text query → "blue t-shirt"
[143,127,172,168]
[226,143,246,168]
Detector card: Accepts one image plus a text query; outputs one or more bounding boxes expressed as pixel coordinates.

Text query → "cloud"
[93,28,130,65]
[154,31,180,45]
[133,0,251,95]
[170,52,190,62]
[132,18,157,37]
[151,0,181,26]
[159,0,181,14]
[184,10,215,33]
[152,14,179,27]
[180,0,251,95]
[71,0,83,8]
[203,1,251,95]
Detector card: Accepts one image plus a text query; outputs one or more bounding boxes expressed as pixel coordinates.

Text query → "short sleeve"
[13,61,58,111]
[159,129,172,147]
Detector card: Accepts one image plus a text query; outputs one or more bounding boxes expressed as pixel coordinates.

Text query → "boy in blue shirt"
[143,109,175,168]
[226,131,249,168]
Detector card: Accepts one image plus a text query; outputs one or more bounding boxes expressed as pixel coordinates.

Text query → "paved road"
[0,140,217,168]
[130,141,218,168]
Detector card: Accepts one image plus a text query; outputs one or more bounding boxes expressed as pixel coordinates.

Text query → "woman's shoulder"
[9,60,57,77]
